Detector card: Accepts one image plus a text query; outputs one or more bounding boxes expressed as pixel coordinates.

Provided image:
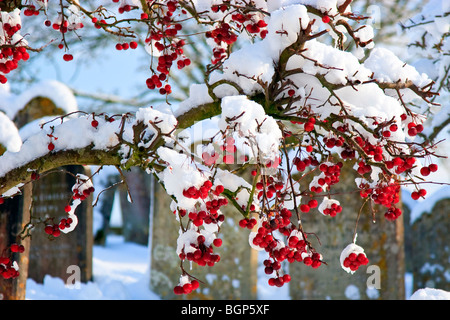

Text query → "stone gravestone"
[150,174,259,299]
[119,167,152,245]
[1,96,93,297]
[26,165,93,284]
[289,160,405,300]
[17,98,93,285]
[404,195,450,293]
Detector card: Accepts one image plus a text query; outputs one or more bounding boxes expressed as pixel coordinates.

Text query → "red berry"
[48,142,55,151]
[429,164,438,172]
[91,120,99,128]
[213,238,222,247]
[304,122,314,132]
[10,244,20,253]
[300,204,310,213]
[238,219,248,228]
[63,54,73,61]
[45,225,54,235]
[322,15,330,23]
[173,285,184,295]
[418,189,427,197]
[191,279,199,290]
[420,166,430,176]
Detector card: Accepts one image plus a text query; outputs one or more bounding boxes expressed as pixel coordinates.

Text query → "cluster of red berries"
[115,0,138,14]
[371,182,401,208]
[381,122,399,138]
[290,117,316,132]
[72,185,95,201]
[239,217,257,229]
[384,206,402,221]
[323,135,345,149]
[44,223,62,238]
[385,156,416,174]
[2,20,21,38]
[72,175,95,202]
[179,234,222,267]
[183,180,216,200]
[146,74,172,95]
[23,5,40,17]
[221,136,237,164]
[411,188,427,200]
[420,163,438,176]
[183,183,227,226]
[1,243,25,280]
[51,17,84,34]
[91,17,107,29]
[145,43,188,94]
[406,121,424,137]
[309,161,340,195]
[359,181,403,220]
[357,160,372,175]
[318,161,342,187]
[173,276,200,295]
[293,155,318,172]
[255,177,284,200]
[264,258,292,287]
[206,22,238,47]
[299,199,318,213]
[211,47,227,64]
[43,205,73,237]
[319,198,342,217]
[0,15,30,84]
[115,41,138,50]
[354,136,384,162]
[255,218,323,287]
[342,251,369,272]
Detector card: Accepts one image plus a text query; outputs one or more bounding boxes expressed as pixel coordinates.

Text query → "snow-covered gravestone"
[288,160,405,300]
[150,170,259,299]
[0,82,93,289]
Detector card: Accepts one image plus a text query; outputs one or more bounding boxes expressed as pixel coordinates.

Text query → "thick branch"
[0,147,122,196]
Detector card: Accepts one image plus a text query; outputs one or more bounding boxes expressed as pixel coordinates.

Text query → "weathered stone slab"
[289,160,405,300]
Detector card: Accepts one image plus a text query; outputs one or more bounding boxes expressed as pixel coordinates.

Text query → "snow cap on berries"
[340,242,369,274]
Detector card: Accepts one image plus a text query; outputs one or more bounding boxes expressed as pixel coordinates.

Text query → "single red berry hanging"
[48,142,55,151]
[91,120,99,128]
[322,15,330,23]
[63,54,73,61]
[130,41,138,49]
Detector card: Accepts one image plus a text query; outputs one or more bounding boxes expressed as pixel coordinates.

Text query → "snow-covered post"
[0,184,31,300]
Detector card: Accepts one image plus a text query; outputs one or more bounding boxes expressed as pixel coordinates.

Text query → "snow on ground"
[25,235,160,300]
[24,234,449,300]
